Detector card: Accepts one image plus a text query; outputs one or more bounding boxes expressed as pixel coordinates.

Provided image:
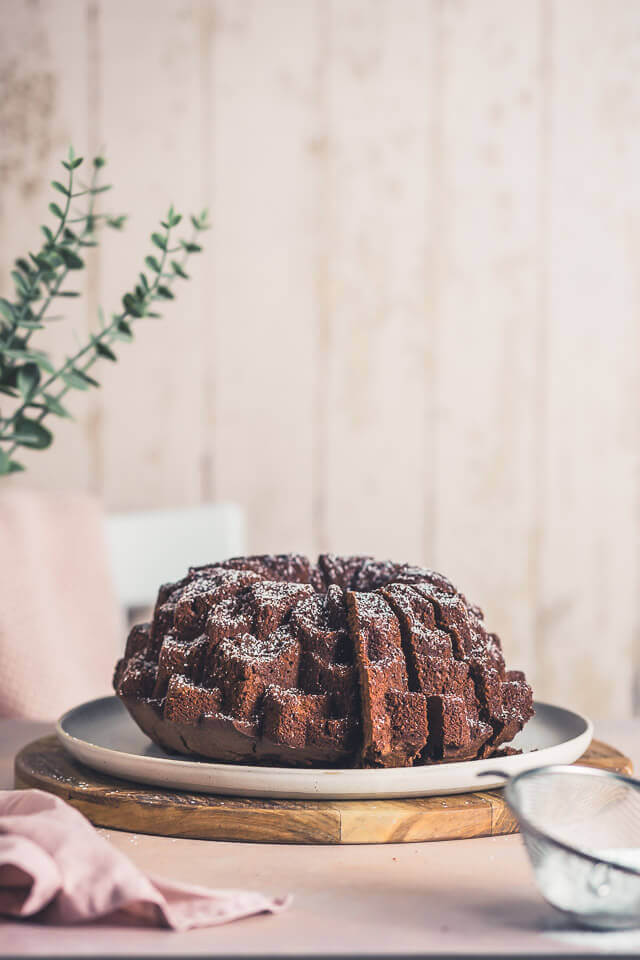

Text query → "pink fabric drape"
[0,789,290,929]
[0,490,122,720]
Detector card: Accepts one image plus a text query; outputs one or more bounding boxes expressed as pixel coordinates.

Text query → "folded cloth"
[0,489,123,720]
[0,790,290,930]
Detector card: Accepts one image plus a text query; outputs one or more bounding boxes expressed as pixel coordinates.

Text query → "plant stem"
[5,163,107,355]
[1,220,196,456]
[7,167,75,345]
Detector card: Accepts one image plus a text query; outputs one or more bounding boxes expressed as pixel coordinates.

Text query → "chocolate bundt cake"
[114,554,534,768]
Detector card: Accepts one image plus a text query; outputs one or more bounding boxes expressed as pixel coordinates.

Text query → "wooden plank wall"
[0,0,639,721]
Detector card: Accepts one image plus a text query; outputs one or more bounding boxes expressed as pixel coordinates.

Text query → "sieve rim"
[502,763,640,879]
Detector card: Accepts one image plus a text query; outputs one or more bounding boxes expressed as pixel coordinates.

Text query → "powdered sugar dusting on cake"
[114,554,534,768]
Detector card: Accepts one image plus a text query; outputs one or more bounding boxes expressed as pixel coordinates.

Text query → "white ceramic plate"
[56,696,592,800]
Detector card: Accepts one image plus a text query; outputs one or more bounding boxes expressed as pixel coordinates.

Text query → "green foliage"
[0,147,209,476]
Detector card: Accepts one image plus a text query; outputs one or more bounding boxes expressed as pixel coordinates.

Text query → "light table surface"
[1,717,639,957]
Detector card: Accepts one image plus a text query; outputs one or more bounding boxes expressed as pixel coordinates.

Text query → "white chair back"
[105,503,246,610]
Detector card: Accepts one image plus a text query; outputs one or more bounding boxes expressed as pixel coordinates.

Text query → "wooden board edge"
[579,738,634,777]
[14,741,343,845]
[13,734,634,845]
[337,793,495,843]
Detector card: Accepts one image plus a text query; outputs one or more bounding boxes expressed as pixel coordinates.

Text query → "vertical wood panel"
[96,0,204,509]
[1,0,639,721]
[210,0,319,554]
[432,0,542,677]
[0,0,91,488]
[323,0,433,562]
[539,0,640,719]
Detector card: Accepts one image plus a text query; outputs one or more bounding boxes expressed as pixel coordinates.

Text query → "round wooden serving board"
[15,736,632,845]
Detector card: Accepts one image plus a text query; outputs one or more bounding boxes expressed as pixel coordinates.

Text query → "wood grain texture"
[94,0,204,509]
[2,0,640,721]
[210,0,319,554]
[323,0,432,561]
[14,735,631,844]
[432,0,542,683]
[538,0,640,720]
[0,0,92,488]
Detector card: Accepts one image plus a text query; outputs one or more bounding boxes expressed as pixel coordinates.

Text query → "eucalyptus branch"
[16,222,201,441]
[18,160,103,353]
[4,156,76,343]
[0,148,208,475]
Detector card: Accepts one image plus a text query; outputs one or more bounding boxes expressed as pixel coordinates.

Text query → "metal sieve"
[496,764,640,930]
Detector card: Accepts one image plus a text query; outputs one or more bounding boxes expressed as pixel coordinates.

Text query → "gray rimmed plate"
[56,696,593,800]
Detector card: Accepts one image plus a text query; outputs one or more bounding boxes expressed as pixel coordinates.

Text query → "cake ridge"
[405,580,531,758]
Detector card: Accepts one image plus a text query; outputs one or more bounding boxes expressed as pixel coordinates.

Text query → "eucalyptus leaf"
[0,366,18,387]
[42,393,72,418]
[57,248,84,270]
[44,250,63,268]
[0,299,15,325]
[193,210,210,230]
[51,180,70,197]
[11,271,28,294]
[112,319,133,342]
[29,353,55,373]
[30,252,53,270]
[79,369,99,387]
[0,148,206,480]
[61,368,91,390]
[171,261,189,279]
[16,320,45,331]
[65,366,99,388]
[0,453,24,475]
[13,416,53,449]
[122,294,144,318]
[1,349,54,373]
[17,363,40,400]
[95,342,117,362]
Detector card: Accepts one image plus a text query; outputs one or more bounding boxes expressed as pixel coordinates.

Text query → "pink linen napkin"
[0,489,123,720]
[0,790,290,930]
